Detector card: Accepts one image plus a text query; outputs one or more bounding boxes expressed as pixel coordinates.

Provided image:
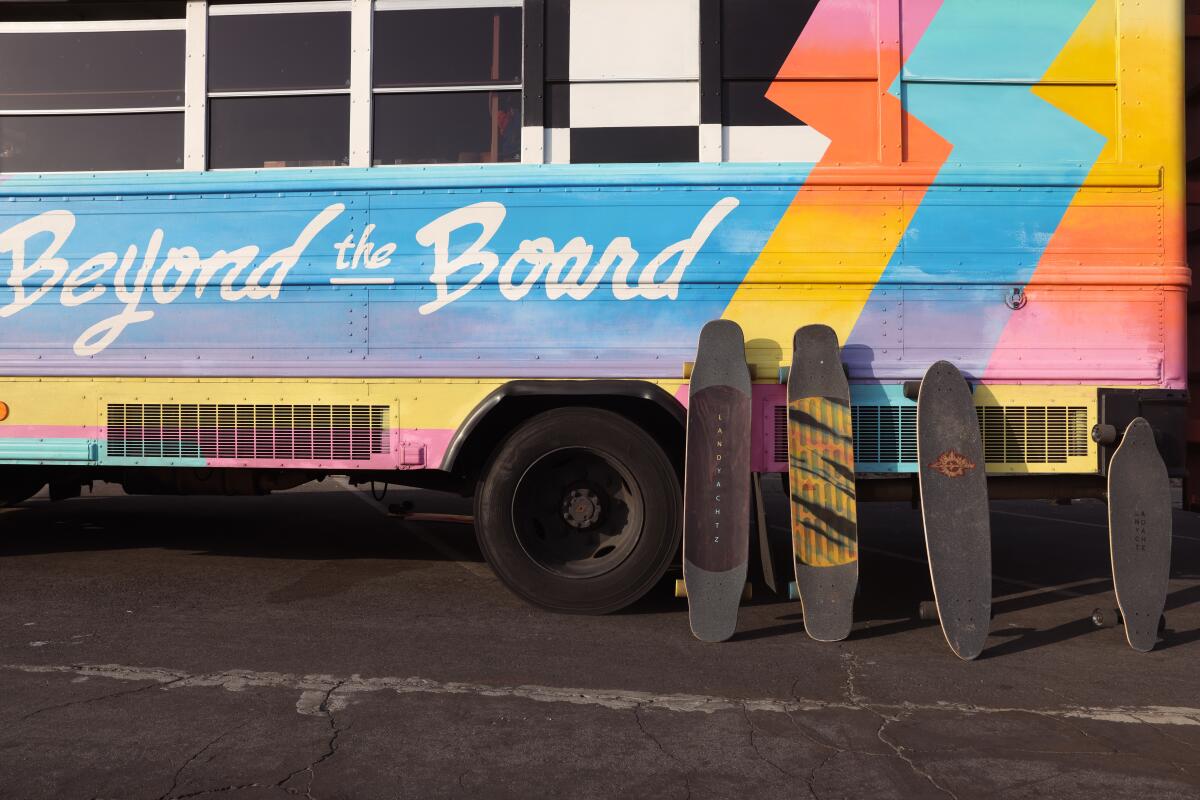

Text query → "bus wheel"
[474,407,681,614]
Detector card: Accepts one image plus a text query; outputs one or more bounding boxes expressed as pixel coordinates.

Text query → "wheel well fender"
[441,380,686,482]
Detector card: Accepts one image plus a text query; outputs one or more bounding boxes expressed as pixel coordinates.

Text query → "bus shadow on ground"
[0,485,480,565]
[2,485,1197,653]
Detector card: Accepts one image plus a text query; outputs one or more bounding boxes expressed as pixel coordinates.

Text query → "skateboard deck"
[683,319,752,642]
[1107,417,1172,652]
[917,360,991,660]
[787,325,858,642]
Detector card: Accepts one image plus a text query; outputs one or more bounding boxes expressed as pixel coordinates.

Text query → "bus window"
[208,94,350,170]
[372,4,521,165]
[207,4,351,169]
[0,25,184,172]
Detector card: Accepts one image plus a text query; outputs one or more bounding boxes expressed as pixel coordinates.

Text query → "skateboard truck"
[903,378,976,402]
[675,579,752,601]
[917,600,994,623]
[1090,605,1166,634]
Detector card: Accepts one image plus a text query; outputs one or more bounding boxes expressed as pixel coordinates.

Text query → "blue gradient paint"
[0,164,812,377]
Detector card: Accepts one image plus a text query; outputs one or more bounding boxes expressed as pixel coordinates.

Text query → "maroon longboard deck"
[683,320,752,642]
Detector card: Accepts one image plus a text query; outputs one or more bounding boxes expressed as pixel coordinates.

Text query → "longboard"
[787,325,858,642]
[916,361,991,660]
[683,319,752,642]
[1107,417,1172,652]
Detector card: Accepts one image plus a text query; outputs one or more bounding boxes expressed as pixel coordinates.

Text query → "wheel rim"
[511,446,644,579]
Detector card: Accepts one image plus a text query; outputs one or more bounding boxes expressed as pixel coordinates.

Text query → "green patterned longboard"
[787,325,858,642]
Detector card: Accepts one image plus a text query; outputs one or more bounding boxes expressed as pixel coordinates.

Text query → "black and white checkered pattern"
[523,0,828,165]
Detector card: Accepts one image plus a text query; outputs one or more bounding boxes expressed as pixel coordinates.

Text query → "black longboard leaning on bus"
[681,320,752,642]
[787,324,859,643]
[1101,417,1172,652]
[916,361,992,661]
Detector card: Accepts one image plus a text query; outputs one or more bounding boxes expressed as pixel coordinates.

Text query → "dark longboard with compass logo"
[788,324,858,643]
[1106,417,1172,652]
[682,320,752,642]
[917,360,991,660]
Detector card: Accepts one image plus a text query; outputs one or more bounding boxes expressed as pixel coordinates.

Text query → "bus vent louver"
[773,404,1089,467]
[976,406,1089,464]
[773,403,789,463]
[852,405,918,465]
[106,404,390,462]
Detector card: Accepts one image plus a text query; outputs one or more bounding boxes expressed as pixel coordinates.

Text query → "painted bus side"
[0,0,1189,611]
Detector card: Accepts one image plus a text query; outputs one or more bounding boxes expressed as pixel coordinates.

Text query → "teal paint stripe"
[0,438,96,462]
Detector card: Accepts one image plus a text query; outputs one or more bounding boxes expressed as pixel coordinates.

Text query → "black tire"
[473,407,681,614]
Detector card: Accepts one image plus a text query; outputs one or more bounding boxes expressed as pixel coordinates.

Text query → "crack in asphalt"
[7,658,1199,797]
[633,705,693,800]
[278,681,346,799]
[739,703,793,781]
[21,672,186,722]
[169,683,346,800]
[841,653,960,800]
[1040,685,1120,755]
[874,711,959,800]
[785,667,868,800]
[170,783,278,799]
[160,720,251,800]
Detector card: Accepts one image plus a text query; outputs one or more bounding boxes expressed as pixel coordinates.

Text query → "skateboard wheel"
[741,583,753,602]
[787,581,799,601]
[1091,606,1121,629]
[674,579,687,599]
[918,600,939,622]
[1091,424,1118,445]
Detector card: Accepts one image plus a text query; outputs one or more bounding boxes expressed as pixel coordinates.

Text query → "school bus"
[0,0,1187,612]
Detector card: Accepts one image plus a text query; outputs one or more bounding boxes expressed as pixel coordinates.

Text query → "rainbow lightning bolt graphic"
[846,0,1106,378]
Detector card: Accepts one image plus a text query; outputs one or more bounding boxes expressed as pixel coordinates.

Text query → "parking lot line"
[4,661,1197,727]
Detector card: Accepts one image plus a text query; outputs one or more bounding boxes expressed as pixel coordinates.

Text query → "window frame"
[0,0,531,175]
[0,16,186,174]
[206,1,354,170]
[370,0,524,168]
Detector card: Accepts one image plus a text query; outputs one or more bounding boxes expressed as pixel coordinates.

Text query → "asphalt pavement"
[0,477,1197,799]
